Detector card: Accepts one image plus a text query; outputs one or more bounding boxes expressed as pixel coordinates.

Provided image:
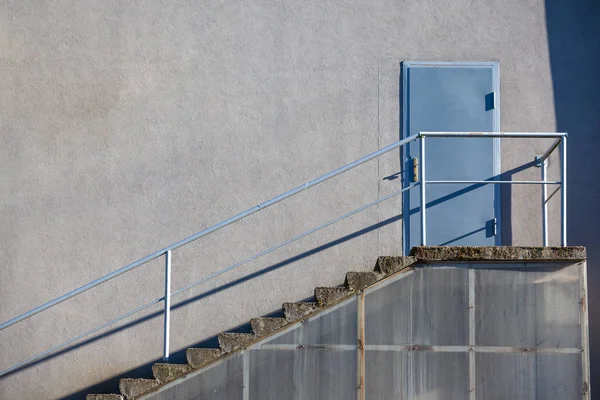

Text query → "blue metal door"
[403,62,500,253]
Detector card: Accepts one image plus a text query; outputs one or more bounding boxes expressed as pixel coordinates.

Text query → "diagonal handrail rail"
[0,183,418,378]
[0,133,420,333]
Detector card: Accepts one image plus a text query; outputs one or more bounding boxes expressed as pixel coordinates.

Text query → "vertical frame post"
[420,135,427,246]
[163,250,172,361]
[581,261,591,399]
[242,351,250,400]
[468,268,476,399]
[542,159,549,246]
[357,291,365,400]
[561,136,567,246]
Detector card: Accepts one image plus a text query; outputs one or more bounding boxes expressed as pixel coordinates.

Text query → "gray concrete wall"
[0,1,583,399]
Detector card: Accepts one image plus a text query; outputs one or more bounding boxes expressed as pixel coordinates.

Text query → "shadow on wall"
[545,0,600,394]
[14,214,404,399]
[12,162,539,399]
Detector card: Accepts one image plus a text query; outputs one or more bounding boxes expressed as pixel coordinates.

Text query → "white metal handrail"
[0,131,567,377]
[417,132,567,247]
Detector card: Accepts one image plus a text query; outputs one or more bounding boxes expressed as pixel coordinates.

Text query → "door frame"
[401,61,501,254]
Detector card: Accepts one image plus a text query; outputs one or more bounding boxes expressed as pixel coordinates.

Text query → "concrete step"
[87,256,405,399]
[251,317,288,337]
[119,378,159,400]
[345,271,381,291]
[218,332,256,353]
[314,287,353,306]
[375,256,417,275]
[283,302,320,321]
[186,348,223,368]
[152,363,192,384]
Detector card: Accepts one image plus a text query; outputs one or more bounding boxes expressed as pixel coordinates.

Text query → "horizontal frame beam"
[420,132,567,138]
[426,180,561,185]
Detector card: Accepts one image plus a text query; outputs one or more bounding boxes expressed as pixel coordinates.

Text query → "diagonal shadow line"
[437,227,487,246]
[407,160,537,215]
[3,213,402,380]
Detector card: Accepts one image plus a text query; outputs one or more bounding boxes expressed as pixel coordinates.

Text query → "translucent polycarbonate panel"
[475,353,582,399]
[250,296,357,399]
[365,268,469,345]
[475,263,581,347]
[265,297,357,345]
[365,350,469,399]
[143,353,243,400]
[364,270,412,345]
[248,348,357,399]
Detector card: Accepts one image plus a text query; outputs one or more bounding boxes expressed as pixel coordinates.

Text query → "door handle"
[412,157,419,183]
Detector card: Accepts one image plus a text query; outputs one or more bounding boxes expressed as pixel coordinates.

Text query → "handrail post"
[560,136,567,246]
[420,134,427,246]
[541,158,548,246]
[163,250,172,361]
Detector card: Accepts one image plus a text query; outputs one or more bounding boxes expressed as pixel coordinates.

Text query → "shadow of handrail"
[1,186,410,380]
[4,212,404,390]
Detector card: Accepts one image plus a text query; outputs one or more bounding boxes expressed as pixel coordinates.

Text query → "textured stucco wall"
[0,1,576,399]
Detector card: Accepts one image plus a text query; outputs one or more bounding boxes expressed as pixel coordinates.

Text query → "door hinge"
[485,92,496,111]
[486,218,497,237]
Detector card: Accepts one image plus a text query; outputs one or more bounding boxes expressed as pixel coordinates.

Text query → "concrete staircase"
[86,246,585,399]
[86,255,418,400]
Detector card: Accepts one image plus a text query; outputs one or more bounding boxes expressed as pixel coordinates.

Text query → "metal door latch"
[412,157,419,182]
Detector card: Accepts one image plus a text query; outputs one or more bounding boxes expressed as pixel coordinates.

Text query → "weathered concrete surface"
[250,317,288,337]
[375,256,417,275]
[410,246,586,262]
[119,379,159,400]
[217,333,255,353]
[345,271,381,291]
[283,302,320,321]
[185,348,222,369]
[86,395,124,400]
[151,364,191,384]
[314,287,353,306]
